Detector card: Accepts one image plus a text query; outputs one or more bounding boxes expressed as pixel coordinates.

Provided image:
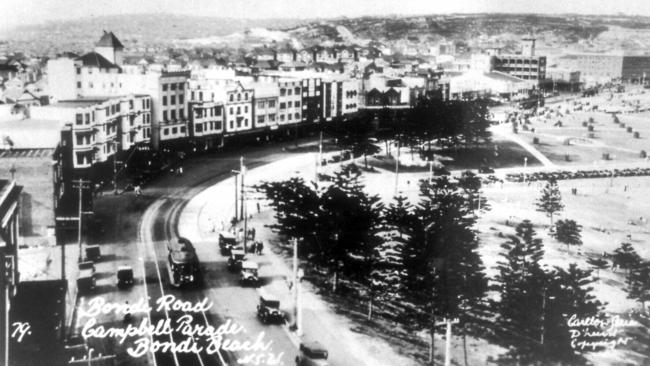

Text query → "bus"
[167,247,200,288]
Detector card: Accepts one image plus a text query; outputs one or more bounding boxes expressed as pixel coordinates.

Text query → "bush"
[640,150,647,158]
[634,131,640,138]
[588,125,594,132]
[582,121,588,127]
[602,153,611,160]
[627,127,633,133]
[620,123,626,128]
[533,137,540,144]
[565,154,571,162]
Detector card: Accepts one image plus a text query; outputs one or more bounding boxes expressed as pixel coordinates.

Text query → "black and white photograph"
[1,0,650,365]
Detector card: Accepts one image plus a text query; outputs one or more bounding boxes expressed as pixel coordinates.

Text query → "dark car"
[117,265,134,289]
[257,294,284,324]
[296,341,329,366]
[218,231,237,255]
[227,249,246,272]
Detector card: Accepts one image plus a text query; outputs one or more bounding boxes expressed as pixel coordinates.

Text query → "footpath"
[178,152,418,366]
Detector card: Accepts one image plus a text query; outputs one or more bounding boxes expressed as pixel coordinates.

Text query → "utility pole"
[292,238,298,331]
[434,317,459,366]
[234,174,238,221]
[113,144,119,195]
[240,157,245,221]
[72,179,92,263]
[394,138,400,196]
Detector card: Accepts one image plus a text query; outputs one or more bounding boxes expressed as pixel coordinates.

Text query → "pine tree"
[553,219,582,253]
[536,179,564,226]
[407,177,488,365]
[627,261,650,310]
[458,170,489,213]
[612,242,642,284]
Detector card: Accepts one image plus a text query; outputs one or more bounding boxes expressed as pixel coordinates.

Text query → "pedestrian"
[250,227,256,241]
[134,184,142,196]
[251,241,258,254]
[256,202,261,214]
[257,240,263,255]
[238,228,243,241]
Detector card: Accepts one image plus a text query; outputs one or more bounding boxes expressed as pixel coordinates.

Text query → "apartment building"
[278,80,302,126]
[492,38,547,85]
[223,82,254,134]
[30,94,152,172]
[250,83,280,130]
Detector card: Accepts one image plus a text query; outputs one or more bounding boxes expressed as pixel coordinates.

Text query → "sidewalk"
[178,153,418,366]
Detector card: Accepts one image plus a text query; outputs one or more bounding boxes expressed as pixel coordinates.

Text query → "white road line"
[140,199,180,366]
[137,200,160,366]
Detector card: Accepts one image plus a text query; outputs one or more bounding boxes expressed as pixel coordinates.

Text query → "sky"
[1,0,650,30]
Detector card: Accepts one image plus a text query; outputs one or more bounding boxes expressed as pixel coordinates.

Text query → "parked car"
[85,245,101,262]
[257,294,284,324]
[296,341,329,366]
[77,269,96,294]
[228,249,246,272]
[218,231,237,255]
[239,261,260,287]
[117,265,134,289]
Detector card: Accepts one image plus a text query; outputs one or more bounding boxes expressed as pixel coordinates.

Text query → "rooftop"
[77,51,119,69]
[96,31,125,49]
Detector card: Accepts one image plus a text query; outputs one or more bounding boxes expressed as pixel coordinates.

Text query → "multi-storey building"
[223,82,254,134]
[30,94,152,172]
[250,83,280,131]
[492,38,546,85]
[278,80,303,126]
[301,77,322,123]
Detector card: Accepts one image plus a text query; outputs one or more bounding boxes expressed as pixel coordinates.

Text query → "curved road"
[136,141,317,366]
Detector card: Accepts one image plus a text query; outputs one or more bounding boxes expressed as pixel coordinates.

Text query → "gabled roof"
[96,31,125,49]
[77,52,119,69]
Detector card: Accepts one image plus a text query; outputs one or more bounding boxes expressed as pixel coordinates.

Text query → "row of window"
[257,100,276,109]
[163,109,185,121]
[228,106,249,115]
[279,101,301,109]
[195,121,222,133]
[280,87,301,96]
[229,118,249,130]
[163,126,187,136]
[77,81,123,89]
[162,95,185,106]
[162,83,185,91]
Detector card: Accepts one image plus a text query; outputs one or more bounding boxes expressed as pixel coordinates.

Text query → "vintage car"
[117,265,134,289]
[295,341,329,366]
[256,294,284,324]
[85,245,101,262]
[77,267,96,294]
[239,261,260,287]
[227,249,246,272]
[218,231,237,255]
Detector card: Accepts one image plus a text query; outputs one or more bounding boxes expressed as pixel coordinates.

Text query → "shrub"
[582,121,588,127]
[533,137,540,144]
[634,131,640,138]
[588,125,594,132]
[602,153,610,160]
[627,127,633,133]
[640,150,647,158]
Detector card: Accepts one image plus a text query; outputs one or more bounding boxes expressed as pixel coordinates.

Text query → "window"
[295,113,300,120]
[180,126,186,133]
[229,94,234,102]
[280,114,285,122]
[76,153,84,165]
[268,100,276,108]
[89,82,94,88]
[295,101,300,107]
[196,124,203,133]
[162,84,168,91]
[288,114,292,121]
[199,91,203,100]
[244,93,248,100]
[163,96,167,106]
[237,93,241,101]
[280,102,286,110]
[288,89,292,96]
[179,95,184,104]
[171,83,176,91]
[230,107,233,114]
[163,128,169,136]
[237,107,241,114]
[179,83,184,90]
[191,91,195,100]
[76,68,81,75]
[237,119,241,128]
[163,111,168,121]
[129,100,134,109]
[77,81,81,88]
[230,121,233,129]
[280,88,286,96]
[180,109,184,119]
[106,108,109,117]
[269,114,276,121]
[76,114,83,125]
[216,121,222,130]
[244,119,248,126]
[288,101,292,108]
[171,110,176,120]
[244,106,248,113]
[258,101,266,109]
[294,87,300,94]
[171,96,176,105]
[258,115,265,123]
[116,103,120,113]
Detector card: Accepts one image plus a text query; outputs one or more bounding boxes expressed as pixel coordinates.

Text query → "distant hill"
[0,13,309,55]
[4,12,650,56]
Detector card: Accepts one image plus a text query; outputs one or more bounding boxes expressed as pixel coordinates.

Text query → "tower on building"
[94,31,124,66]
[522,37,536,57]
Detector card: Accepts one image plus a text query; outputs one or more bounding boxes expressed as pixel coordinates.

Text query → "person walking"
[256,240,264,255]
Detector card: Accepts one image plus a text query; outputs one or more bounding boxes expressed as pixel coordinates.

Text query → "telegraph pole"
[72,179,92,263]
[394,138,400,196]
[240,157,245,221]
